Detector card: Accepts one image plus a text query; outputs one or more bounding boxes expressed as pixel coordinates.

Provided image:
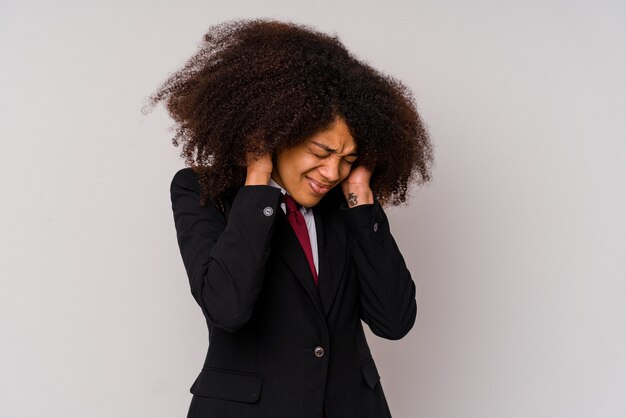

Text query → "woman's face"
[271,117,358,208]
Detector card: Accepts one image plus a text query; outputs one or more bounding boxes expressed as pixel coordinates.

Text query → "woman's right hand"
[245,151,273,185]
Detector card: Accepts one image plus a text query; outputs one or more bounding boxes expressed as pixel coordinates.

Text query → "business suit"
[170,167,417,418]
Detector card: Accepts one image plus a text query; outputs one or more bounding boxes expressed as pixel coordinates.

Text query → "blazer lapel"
[274,209,324,316]
[314,205,347,319]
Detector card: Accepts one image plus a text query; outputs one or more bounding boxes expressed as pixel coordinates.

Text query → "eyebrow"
[310,140,358,157]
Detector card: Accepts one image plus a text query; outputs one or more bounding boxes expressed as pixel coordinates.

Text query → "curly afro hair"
[144,18,433,210]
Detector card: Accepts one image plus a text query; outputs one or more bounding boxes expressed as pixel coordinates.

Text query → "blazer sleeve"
[339,199,418,340]
[170,168,283,332]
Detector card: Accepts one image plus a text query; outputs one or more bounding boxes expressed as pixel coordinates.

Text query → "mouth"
[306,177,332,195]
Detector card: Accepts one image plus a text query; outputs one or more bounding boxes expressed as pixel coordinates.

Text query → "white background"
[1,1,625,417]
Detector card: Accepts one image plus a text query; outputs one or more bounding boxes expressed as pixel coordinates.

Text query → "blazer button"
[314,346,325,358]
[373,222,378,232]
[263,206,274,216]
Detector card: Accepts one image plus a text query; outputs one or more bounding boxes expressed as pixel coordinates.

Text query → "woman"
[147,18,433,418]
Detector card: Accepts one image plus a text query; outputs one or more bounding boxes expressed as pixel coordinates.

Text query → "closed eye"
[309,150,357,164]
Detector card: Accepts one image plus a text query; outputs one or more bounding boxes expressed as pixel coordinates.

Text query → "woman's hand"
[245,151,273,185]
[340,164,375,207]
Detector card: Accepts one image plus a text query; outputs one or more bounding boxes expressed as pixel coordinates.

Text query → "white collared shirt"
[268,178,319,274]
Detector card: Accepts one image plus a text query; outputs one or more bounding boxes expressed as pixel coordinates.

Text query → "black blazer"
[170,167,417,418]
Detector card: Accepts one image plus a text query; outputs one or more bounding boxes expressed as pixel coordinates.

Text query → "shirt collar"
[268,178,311,213]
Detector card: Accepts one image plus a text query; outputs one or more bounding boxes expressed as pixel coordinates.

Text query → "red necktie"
[283,194,318,288]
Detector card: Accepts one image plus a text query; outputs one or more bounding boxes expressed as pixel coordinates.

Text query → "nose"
[318,156,342,183]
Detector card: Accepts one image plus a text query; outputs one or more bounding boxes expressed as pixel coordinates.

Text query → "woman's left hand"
[341,164,375,207]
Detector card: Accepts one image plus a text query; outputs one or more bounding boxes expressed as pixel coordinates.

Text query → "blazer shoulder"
[170,167,239,215]
[170,167,199,193]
